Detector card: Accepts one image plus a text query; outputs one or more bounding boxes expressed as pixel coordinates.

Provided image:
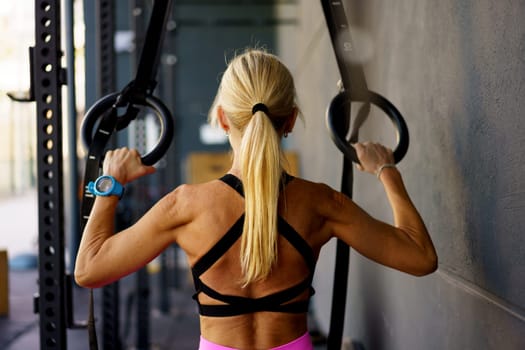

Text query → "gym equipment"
[320,1,410,349]
[79,1,174,349]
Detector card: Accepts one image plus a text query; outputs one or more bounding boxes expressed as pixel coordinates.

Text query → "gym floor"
[1,269,201,350]
[0,194,327,350]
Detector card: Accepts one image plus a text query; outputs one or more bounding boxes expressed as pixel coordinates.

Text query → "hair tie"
[252,103,269,115]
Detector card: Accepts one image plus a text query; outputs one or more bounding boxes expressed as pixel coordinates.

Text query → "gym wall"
[287,1,525,349]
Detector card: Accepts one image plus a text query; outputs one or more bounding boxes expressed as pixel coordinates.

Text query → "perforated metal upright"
[94,1,124,349]
[96,0,116,97]
[33,0,67,348]
[131,2,152,348]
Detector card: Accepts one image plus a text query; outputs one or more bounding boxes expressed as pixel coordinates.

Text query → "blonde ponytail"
[239,110,282,284]
[208,48,298,285]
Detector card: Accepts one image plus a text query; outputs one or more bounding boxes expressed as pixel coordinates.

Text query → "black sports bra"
[191,173,316,317]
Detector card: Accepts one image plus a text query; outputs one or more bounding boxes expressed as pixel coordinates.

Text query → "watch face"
[96,177,113,192]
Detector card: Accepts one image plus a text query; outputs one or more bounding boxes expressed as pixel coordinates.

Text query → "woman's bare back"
[174,175,330,349]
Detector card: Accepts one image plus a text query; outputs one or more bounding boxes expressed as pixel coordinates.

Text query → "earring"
[284,132,288,138]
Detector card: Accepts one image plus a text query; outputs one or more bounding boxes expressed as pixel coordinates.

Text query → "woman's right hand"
[353,142,395,175]
[102,147,156,185]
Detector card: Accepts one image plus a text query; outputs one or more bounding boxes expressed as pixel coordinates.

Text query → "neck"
[227,132,242,177]
[229,155,242,178]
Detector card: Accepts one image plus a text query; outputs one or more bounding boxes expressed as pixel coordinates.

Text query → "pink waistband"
[199,332,313,350]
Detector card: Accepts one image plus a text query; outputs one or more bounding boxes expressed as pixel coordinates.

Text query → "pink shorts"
[199,332,313,350]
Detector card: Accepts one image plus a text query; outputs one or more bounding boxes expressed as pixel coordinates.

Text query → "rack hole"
[43,109,53,119]
[46,321,56,332]
[44,262,54,271]
[45,292,55,302]
[45,307,55,317]
[43,94,53,104]
[43,185,54,194]
[42,33,52,43]
[41,2,51,12]
[42,17,51,27]
[44,216,54,225]
[44,139,53,150]
[45,154,54,164]
[44,124,53,135]
[45,246,55,256]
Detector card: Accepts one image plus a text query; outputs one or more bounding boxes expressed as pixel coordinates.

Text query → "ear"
[217,105,230,132]
[284,107,299,134]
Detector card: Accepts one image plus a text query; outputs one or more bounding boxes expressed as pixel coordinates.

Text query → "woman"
[75,49,437,350]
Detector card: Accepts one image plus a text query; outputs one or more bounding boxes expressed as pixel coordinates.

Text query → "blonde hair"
[209,49,297,285]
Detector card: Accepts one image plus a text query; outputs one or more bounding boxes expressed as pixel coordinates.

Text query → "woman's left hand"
[353,142,394,175]
[102,147,156,185]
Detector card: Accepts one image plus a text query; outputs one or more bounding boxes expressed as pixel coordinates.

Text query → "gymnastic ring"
[81,92,174,166]
[326,90,409,164]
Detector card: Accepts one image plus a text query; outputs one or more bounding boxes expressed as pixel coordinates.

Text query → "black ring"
[326,90,409,164]
[81,92,174,166]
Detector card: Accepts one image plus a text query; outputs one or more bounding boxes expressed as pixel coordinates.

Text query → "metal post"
[94,1,123,349]
[64,0,80,277]
[131,2,151,348]
[33,0,67,348]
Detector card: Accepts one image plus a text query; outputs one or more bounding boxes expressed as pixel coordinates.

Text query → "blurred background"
[1,1,524,349]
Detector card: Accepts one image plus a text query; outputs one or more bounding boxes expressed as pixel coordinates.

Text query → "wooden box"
[185,151,300,184]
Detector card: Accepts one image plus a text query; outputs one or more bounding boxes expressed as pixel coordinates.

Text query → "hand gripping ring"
[81,92,174,166]
[326,90,409,164]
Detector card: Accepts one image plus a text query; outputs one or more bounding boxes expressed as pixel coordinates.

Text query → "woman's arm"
[324,143,437,276]
[74,148,184,288]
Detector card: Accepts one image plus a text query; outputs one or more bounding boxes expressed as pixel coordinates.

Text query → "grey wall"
[285,1,525,349]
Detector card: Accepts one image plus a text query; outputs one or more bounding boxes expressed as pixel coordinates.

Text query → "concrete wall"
[285,1,525,349]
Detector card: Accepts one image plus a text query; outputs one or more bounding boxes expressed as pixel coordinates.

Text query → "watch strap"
[87,175,124,199]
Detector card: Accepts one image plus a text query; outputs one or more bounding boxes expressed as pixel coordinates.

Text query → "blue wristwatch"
[87,175,124,199]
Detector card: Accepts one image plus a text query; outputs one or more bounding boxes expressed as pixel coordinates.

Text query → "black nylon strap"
[320,0,368,97]
[80,107,118,232]
[197,299,310,318]
[320,1,364,348]
[80,3,173,349]
[277,217,316,272]
[197,275,312,307]
[320,0,409,345]
[195,276,313,317]
[132,0,172,96]
[218,174,313,270]
[219,174,245,196]
[81,109,118,350]
[219,172,295,197]
[191,216,244,278]
[88,287,98,349]
[115,0,174,131]
[80,104,119,350]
